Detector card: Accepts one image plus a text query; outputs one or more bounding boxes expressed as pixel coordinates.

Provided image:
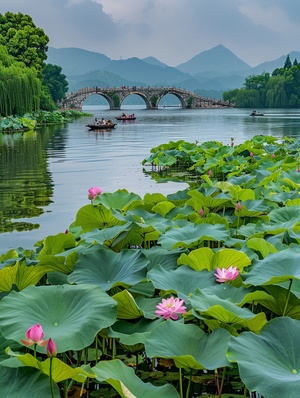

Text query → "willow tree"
[0,45,41,116]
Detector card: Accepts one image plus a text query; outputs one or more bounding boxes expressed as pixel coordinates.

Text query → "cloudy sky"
[0,0,299,67]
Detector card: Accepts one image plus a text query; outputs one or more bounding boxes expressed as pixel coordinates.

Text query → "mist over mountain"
[47,45,300,99]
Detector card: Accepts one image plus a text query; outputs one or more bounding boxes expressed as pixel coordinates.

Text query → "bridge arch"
[120,91,152,109]
[156,91,187,108]
[83,92,115,109]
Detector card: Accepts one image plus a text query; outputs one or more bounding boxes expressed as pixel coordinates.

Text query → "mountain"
[100,57,191,86]
[176,44,251,75]
[142,56,168,68]
[46,45,300,99]
[46,47,111,76]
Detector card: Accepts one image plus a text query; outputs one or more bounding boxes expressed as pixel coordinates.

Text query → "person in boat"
[121,112,126,117]
[101,118,107,125]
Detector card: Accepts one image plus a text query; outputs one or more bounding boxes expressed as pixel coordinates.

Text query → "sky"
[0,0,300,67]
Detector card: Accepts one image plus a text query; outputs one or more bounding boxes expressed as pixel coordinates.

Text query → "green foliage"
[0,12,49,74]
[0,45,41,116]
[41,64,68,103]
[223,54,300,108]
[150,95,158,107]
[3,136,300,396]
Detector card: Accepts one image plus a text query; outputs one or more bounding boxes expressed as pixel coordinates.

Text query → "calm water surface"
[1,106,300,253]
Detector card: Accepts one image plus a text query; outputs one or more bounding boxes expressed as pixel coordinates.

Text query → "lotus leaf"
[227,317,300,398]
[0,284,117,352]
[145,320,231,370]
[93,359,180,398]
[243,247,300,286]
[189,289,267,332]
[0,366,60,397]
[68,246,148,290]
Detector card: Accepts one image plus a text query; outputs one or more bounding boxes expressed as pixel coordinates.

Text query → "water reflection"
[0,127,59,233]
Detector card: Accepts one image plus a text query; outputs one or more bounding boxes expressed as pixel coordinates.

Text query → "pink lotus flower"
[88,186,102,200]
[249,152,253,157]
[271,153,275,159]
[21,324,48,347]
[236,202,242,211]
[199,208,205,217]
[208,169,213,177]
[47,338,57,358]
[155,297,187,320]
[214,266,239,283]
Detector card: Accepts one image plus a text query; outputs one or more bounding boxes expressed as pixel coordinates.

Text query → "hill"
[176,44,251,75]
[46,45,300,99]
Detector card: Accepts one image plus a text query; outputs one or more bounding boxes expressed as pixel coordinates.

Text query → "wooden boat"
[116,113,136,121]
[86,123,116,130]
[250,110,264,116]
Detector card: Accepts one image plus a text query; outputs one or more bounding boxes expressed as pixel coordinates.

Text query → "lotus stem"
[49,357,55,398]
[80,381,85,397]
[283,278,293,316]
[185,369,192,398]
[179,368,183,398]
[64,380,68,398]
[218,367,226,397]
[33,343,37,358]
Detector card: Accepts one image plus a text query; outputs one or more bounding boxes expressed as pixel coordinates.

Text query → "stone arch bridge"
[59,86,234,110]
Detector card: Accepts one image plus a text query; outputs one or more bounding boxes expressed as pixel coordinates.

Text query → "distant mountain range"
[47,44,300,100]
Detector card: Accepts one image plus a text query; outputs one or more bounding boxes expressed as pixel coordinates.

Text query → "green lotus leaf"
[286,198,300,207]
[158,222,229,250]
[68,246,148,290]
[234,199,269,218]
[73,203,124,232]
[246,237,277,259]
[186,190,231,212]
[189,289,267,333]
[38,253,76,275]
[107,318,163,346]
[227,317,300,398]
[93,359,179,398]
[269,206,300,223]
[257,285,300,319]
[0,284,117,353]
[147,264,215,301]
[142,246,184,272]
[78,223,134,246]
[37,233,76,258]
[205,283,272,308]
[151,201,176,217]
[134,296,163,319]
[6,348,95,383]
[145,321,231,370]
[178,142,199,153]
[243,247,300,286]
[0,263,53,293]
[92,189,143,211]
[0,249,19,264]
[128,280,156,297]
[0,366,60,398]
[112,290,143,319]
[177,247,251,272]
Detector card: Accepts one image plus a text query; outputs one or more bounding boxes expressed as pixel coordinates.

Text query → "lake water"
[1,106,300,254]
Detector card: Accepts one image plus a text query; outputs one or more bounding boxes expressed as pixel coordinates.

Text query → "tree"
[41,64,68,103]
[0,45,41,116]
[0,12,49,74]
[284,54,292,69]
